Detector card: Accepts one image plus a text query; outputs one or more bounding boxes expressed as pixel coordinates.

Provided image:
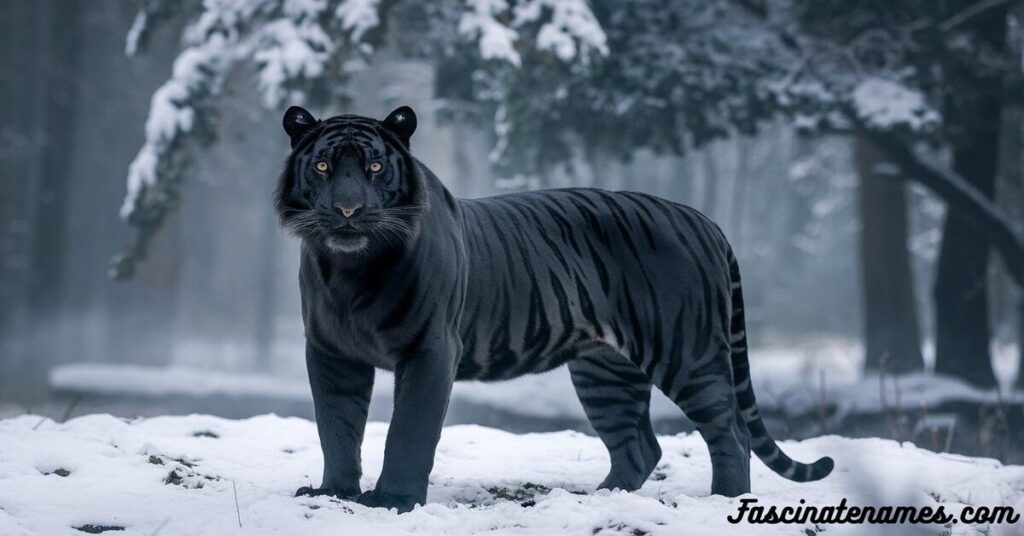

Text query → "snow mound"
[2,415,1022,535]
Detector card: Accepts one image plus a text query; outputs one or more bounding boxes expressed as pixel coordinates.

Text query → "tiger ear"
[283,106,318,148]
[382,106,416,148]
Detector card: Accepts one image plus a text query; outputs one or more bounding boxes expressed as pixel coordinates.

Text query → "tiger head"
[275,106,425,257]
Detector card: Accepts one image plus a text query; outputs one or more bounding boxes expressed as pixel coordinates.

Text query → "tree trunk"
[933,135,999,386]
[996,90,1024,389]
[933,11,1006,388]
[1007,1,1024,390]
[855,136,924,373]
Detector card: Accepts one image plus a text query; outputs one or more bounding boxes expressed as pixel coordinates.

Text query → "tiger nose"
[333,202,363,218]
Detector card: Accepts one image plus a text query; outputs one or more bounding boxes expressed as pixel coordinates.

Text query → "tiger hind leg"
[659,351,752,497]
[695,406,751,497]
[568,346,661,491]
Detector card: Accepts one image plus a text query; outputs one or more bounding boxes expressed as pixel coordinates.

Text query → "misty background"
[1,1,1021,463]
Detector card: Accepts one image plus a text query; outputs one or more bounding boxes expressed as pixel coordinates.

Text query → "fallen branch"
[232,480,242,528]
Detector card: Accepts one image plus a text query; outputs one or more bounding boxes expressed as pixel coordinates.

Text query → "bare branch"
[939,0,1018,33]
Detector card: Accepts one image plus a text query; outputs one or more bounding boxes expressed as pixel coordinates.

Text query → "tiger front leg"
[296,342,374,499]
[355,335,459,513]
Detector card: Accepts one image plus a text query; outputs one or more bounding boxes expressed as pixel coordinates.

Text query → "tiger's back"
[456,188,732,387]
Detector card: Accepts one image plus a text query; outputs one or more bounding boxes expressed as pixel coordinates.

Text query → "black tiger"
[276,105,833,513]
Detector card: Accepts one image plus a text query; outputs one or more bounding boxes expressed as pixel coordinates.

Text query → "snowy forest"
[2,1,1024,534]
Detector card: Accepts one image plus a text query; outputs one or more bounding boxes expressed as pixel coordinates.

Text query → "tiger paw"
[294,485,359,498]
[353,489,420,513]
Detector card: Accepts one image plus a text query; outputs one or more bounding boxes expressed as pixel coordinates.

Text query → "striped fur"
[279,107,833,511]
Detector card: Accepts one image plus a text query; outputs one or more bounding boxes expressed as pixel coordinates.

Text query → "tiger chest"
[303,294,401,371]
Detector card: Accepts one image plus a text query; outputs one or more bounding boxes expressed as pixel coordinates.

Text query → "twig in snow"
[944,420,957,453]
[233,480,242,527]
[60,395,83,423]
[920,401,940,452]
[149,517,171,536]
[815,369,830,433]
[878,356,908,442]
[34,394,85,430]
[994,391,1010,462]
[892,372,905,440]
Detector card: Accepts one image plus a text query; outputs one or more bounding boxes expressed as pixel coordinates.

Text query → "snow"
[459,0,522,67]
[253,17,333,107]
[336,0,381,43]
[514,0,609,62]
[1,413,1020,535]
[124,10,148,56]
[120,34,235,220]
[852,77,941,131]
[282,0,328,20]
[459,0,608,67]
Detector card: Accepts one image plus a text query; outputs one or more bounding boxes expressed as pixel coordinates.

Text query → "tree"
[931,12,1004,386]
[785,0,1023,387]
[930,2,1008,387]
[855,136,923,373]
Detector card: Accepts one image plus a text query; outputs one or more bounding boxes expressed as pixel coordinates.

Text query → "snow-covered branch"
[112,32,236,279]
[457,0,608,67]
[113,0,386,279]
[864,127,1024,285]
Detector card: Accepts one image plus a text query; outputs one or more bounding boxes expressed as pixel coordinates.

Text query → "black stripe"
[548,268,575,348]
[574,270,603,338]
[583,235,610,295]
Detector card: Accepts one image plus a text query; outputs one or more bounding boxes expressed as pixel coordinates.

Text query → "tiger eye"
[314,161,328,173]
[369,162,383,173]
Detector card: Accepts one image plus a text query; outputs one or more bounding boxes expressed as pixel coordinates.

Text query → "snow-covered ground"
[2,413,1021,535]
